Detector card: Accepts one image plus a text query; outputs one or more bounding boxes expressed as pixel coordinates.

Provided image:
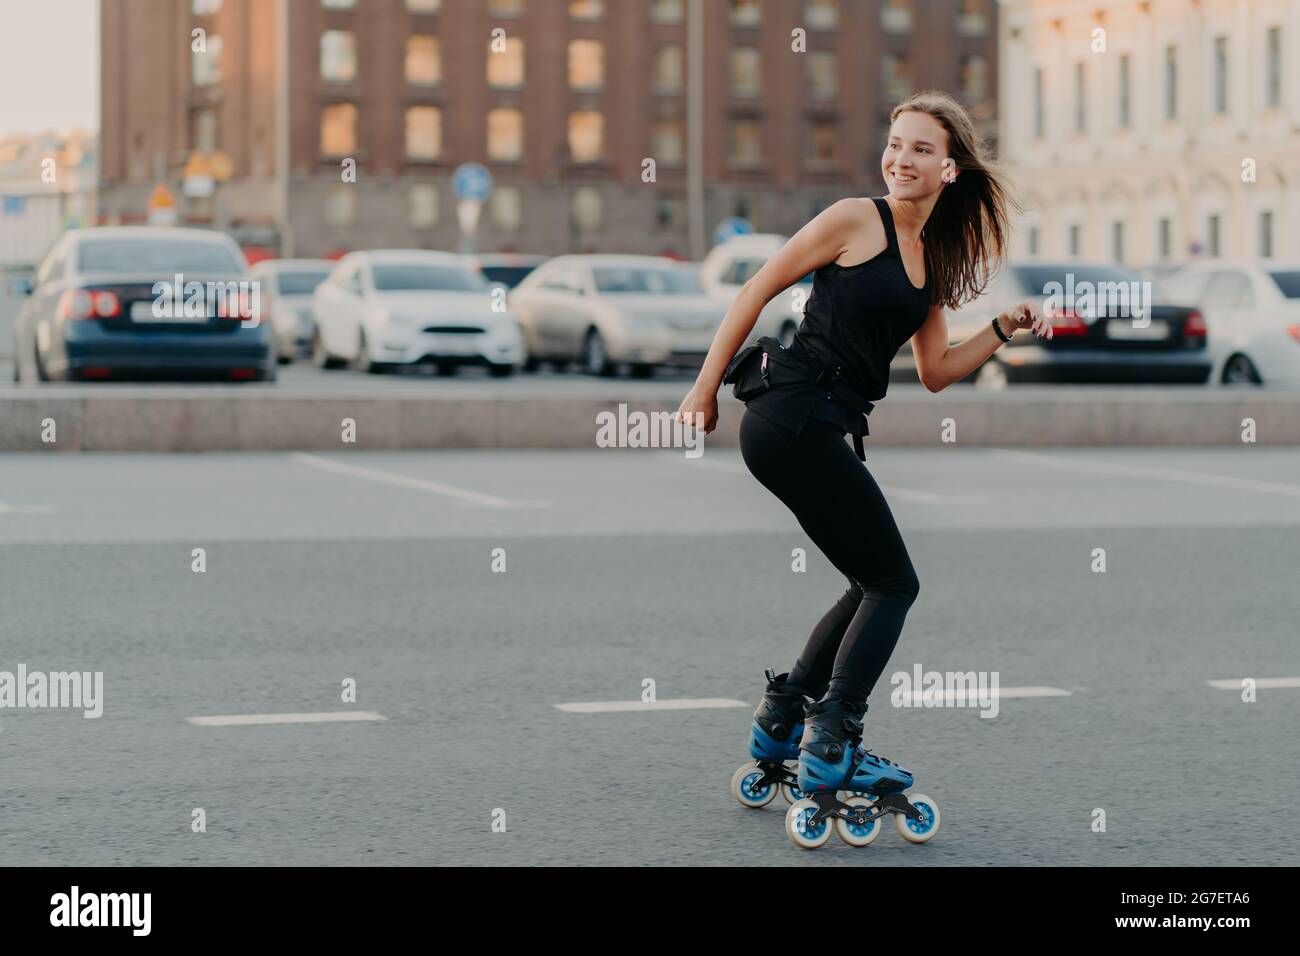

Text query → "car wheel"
[487,363,514,378]
[581,328,614,376]
[974,359,1008,391]
[629,363,655,379]
[1221,354,1262,385]
[435,361,457,376]
[277,354,292,365]
[549,357,573,373]
[256,362,278,383]
[312,329,345,370]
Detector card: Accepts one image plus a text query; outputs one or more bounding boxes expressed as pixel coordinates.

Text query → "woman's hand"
[674,382,719,435]
[998,300,1052,340]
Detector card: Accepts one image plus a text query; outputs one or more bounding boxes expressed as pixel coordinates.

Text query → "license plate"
[1106,319,1169,340]
[130,300,209,322]
[433,335,479,354]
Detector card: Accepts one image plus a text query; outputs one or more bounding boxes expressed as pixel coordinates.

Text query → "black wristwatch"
[992,316,1013,343]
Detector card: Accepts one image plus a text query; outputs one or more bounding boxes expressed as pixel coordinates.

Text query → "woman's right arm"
[675,198,861,433]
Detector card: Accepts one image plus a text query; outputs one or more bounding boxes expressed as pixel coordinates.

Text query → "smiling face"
[882,110,952,200]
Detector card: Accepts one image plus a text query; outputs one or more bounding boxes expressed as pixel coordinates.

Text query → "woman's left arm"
[912,300,1052,392]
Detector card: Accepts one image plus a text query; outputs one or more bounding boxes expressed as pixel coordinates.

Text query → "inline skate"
[730,669,812,808]
[784,697,940,849]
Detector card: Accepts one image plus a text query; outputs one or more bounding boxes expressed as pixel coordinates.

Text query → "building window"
[1164,45,1177,120]
[321,31,357,84]
[653,119,684,164]
[323,0,355,9]
[730,48,760,96]
[325,184,356,226]
[191,109,218,152]
[406,36,441,86]
[1074,62,1086,134]
[882,0,912,34]
[1068,223,1081,256]
[405,106,442,160]
[568,39,603,90]
[957,0,986,36]
[1158,217,1171,260]
[1266,27,1282,108]
[570,0,602,20]
[492,185,522,230]
[1032,67,1044,138]
[729,119,762,165]
[487,109,523,161]
[1213,36,1227,114]
[192,35,222,86]
[806,0,836,30]
[883,52,911,103]
[1259,211,1273,258]
[807,120,838,162]
[1207,214,1220,256]
[489,0,524,16]
[654,46,683,94]
[409,184,438,227]
[192,0,221,14]
[572,186,602,231]
[488,36,524,88]
[1112,221,1124,263]
[1028,226,1040,256]
[1118,54,1130,128]
[651,0,683,25]
[406,0,441,12]
[730,0,760,27]
[655,195,684,229]
[960,55,987,103]
[807,52,836,98]
[320,103,356,156]
[568,111,604,162]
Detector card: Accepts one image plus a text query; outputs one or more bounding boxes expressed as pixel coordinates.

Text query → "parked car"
[250,258,333,363]
[12,226,275,383]
[697,233,809,345]
[311,249,522,375]
[940,261,1210,389]
[508,254,727,376]
[461,253,547,290]
[1160,260,1300,387]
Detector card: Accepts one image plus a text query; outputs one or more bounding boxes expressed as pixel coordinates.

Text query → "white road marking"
[666,453,983,503]
[555,698,750,713]
[291,452,548,508]
[994,449,1300,498]
[187,711,387,726]
[0,501,55,514]
[1207,677,1300,689]
[895,686,1073,704]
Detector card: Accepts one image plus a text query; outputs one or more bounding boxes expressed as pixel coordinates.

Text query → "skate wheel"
[835,795,882,847]
[731,762,777,808]
[780,769,805,805]
[895,792,940,843]
[785,798,832,849]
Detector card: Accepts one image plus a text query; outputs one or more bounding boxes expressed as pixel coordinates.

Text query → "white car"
[250,258,333,363]
[697,233,809,346]
[311,250,523,376]
[1161,260,1300,387]
[508,254,727,376]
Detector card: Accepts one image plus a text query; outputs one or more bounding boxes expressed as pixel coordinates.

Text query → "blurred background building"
[96,0,998,259]
[0,130,97,268]
[998,0,1300,270]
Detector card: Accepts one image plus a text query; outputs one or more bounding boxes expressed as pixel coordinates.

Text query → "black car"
[13,226,276,383]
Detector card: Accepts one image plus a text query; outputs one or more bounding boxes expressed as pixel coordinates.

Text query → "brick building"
[98,0,997,258]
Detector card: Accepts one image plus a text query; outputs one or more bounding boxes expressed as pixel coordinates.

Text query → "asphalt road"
[2,445,1297,865]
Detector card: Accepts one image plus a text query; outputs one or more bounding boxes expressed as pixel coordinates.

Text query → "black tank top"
[744,196,932,444]
[792,195,932,401]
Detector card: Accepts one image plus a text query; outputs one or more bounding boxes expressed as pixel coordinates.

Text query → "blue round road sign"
[454,163,493,201]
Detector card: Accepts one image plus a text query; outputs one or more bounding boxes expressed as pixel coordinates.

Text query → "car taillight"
[1286,325,1300,344]
[58,289,121,320]
[1184,310,1206,337]
[1044,305,1087,336]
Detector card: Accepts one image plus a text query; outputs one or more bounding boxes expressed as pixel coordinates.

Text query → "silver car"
[508,254,726,376]
[250,258,333,363]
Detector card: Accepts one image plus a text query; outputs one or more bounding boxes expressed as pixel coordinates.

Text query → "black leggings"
[738,407,920,705]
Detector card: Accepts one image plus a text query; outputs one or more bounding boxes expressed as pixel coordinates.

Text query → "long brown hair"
[889,90,1020,310]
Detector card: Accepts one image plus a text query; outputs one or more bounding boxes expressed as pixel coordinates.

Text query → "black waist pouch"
[721,335,782,402]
